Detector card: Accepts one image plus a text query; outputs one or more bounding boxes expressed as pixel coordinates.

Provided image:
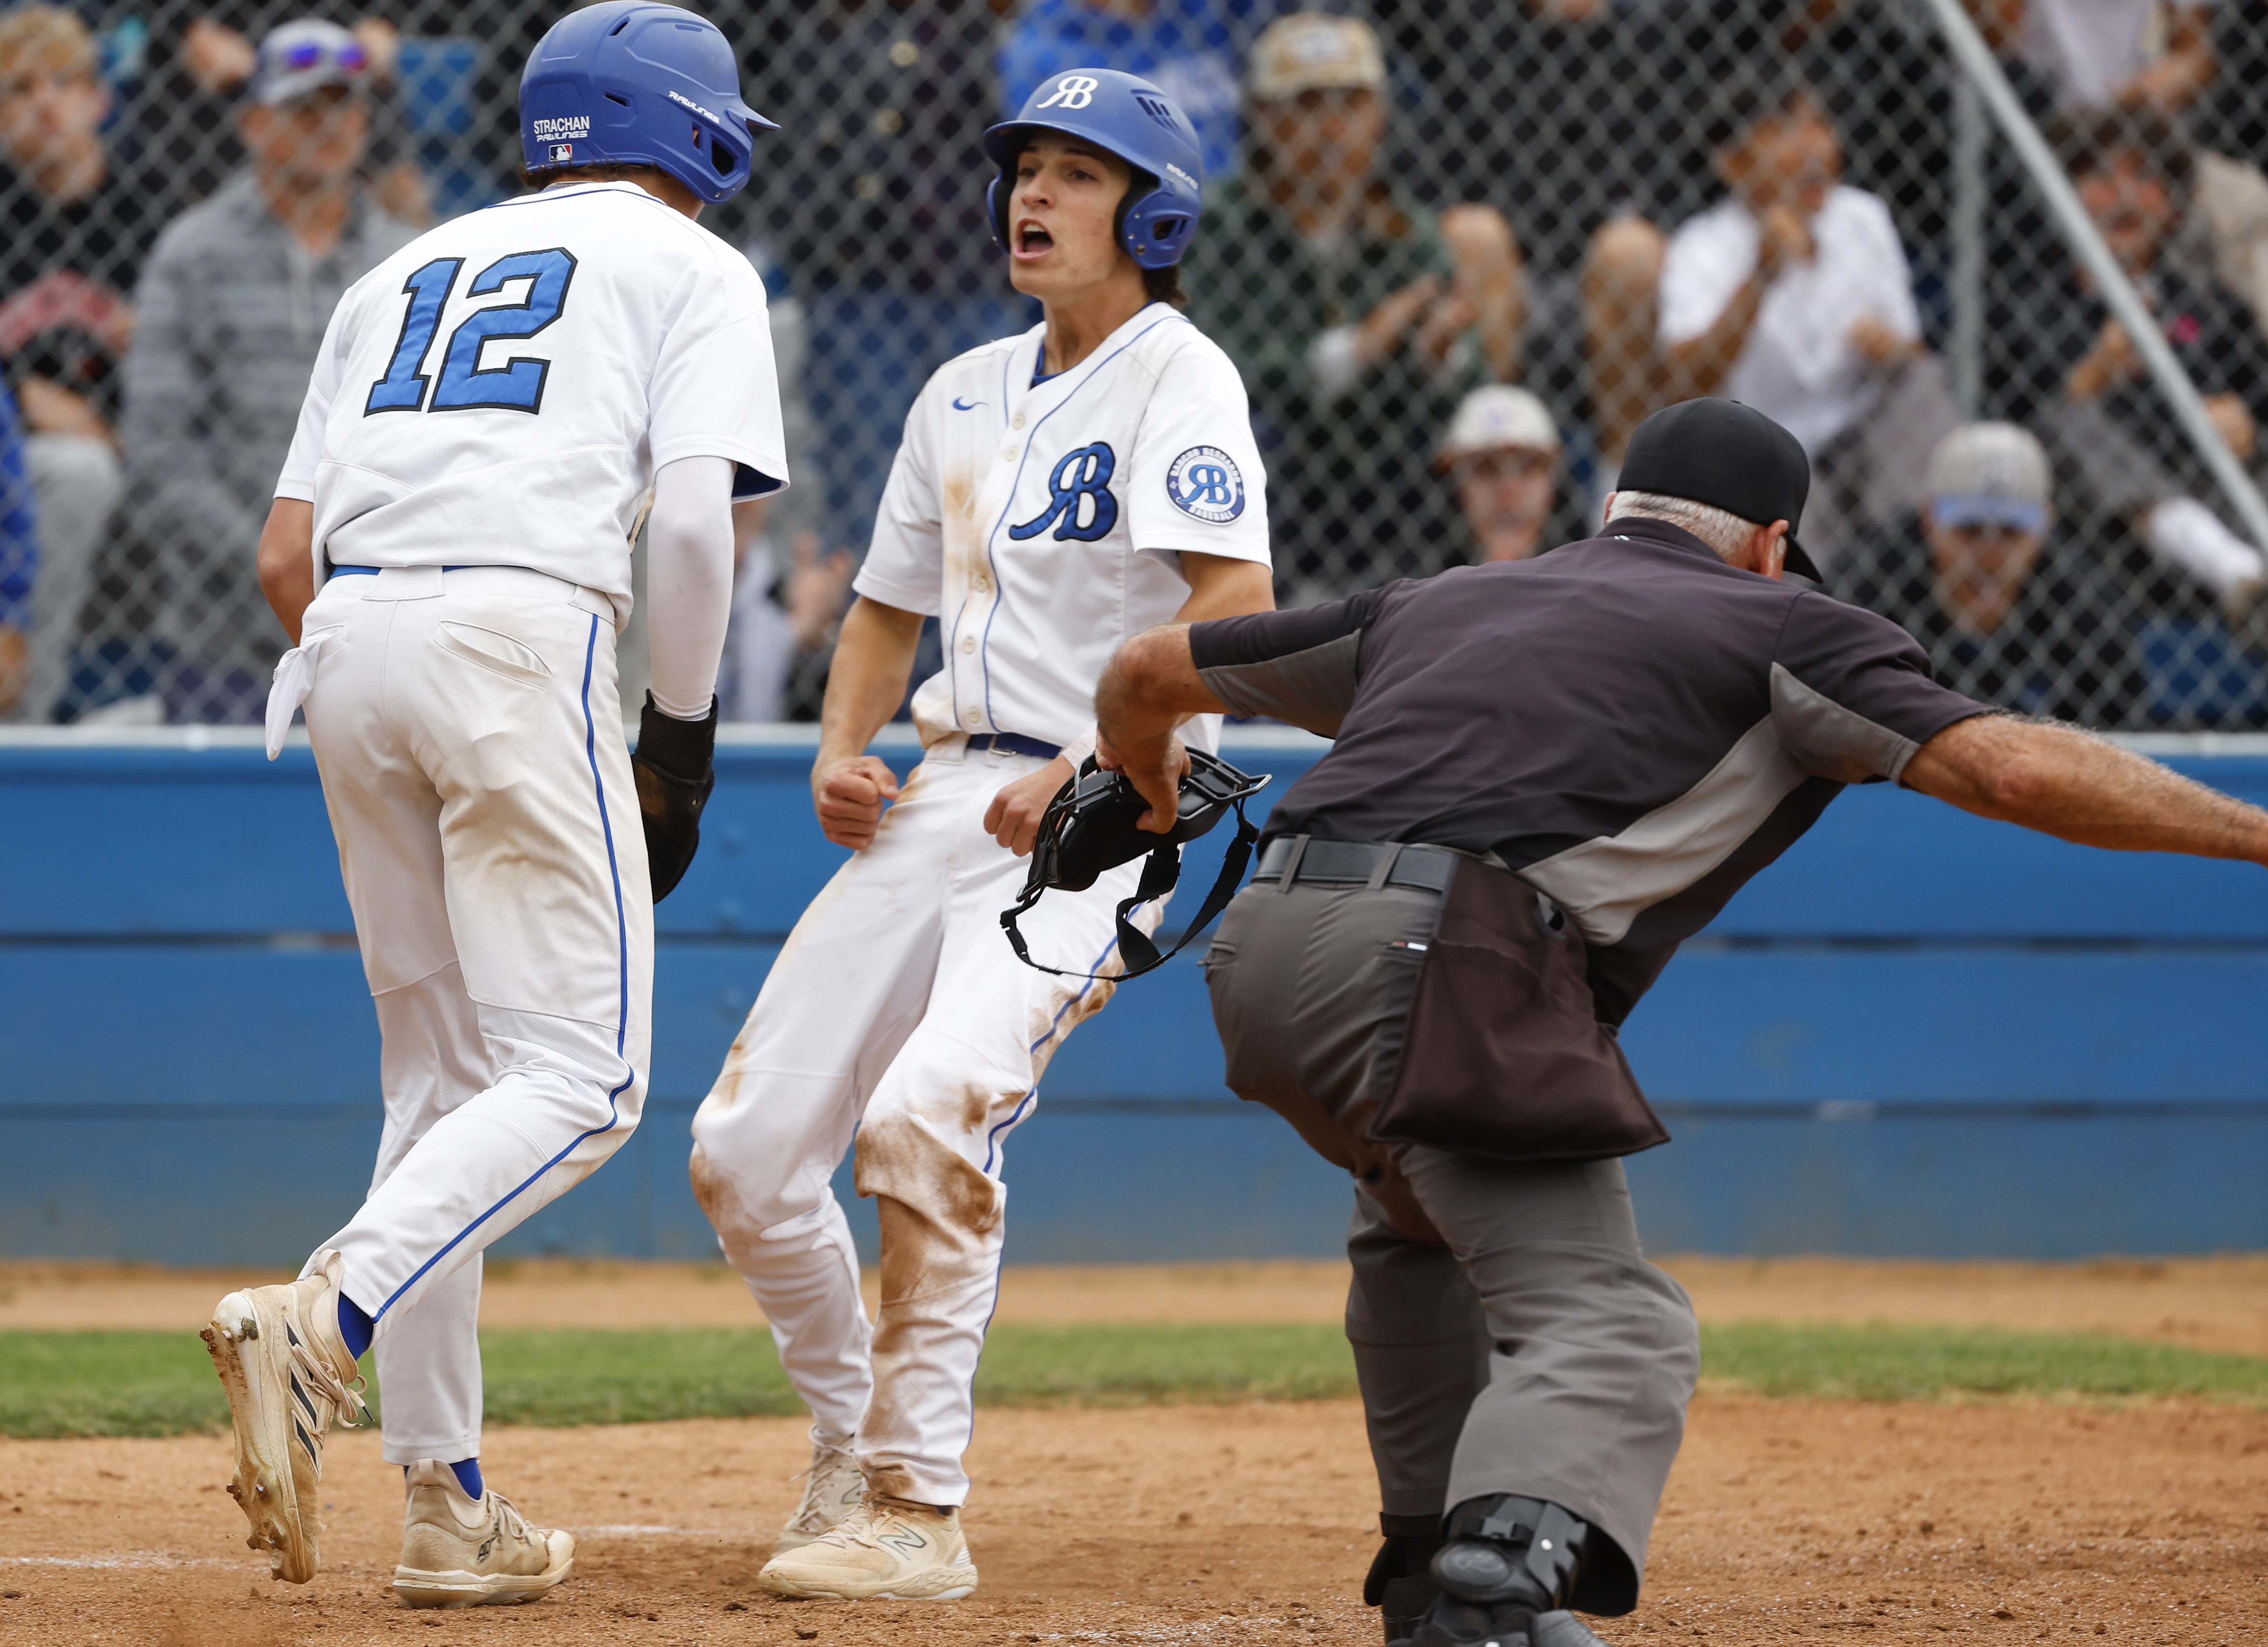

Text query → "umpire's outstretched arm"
[1098,618,2268,869]
[1900,713,2268,863]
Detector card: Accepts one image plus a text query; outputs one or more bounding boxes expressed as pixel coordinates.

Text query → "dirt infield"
[2,1394,2263,1645]
[4,1259,2265,1643]
[8,1253,2268,1351]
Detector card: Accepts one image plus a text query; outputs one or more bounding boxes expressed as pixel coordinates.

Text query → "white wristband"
[1058,727,1097,770]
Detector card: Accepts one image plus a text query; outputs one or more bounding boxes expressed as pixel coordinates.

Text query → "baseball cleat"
[756,1495,979,1600]
[773,1429,867,1555]
[392,1459,576,1608]
[198,1249,369,1583]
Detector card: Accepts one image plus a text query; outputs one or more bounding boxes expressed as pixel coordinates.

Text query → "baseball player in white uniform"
[687,70,1273,1601]
[200,4,784,1608]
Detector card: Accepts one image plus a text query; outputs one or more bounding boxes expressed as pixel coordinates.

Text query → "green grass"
[1695,1320,2268,1402]
[4,1320,2264,1440]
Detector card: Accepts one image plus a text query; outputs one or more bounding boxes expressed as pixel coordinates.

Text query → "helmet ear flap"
[986,170,1012,250]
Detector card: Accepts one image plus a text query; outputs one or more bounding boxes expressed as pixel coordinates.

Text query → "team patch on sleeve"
[1166,446,1245,524]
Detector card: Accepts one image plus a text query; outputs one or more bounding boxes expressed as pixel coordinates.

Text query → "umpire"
[1093,398,2268,1647]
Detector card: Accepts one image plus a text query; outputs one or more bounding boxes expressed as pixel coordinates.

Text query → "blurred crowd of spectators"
[10,0,2268,729]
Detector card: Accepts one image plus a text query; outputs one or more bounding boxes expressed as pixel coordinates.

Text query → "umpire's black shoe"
[1400,1495,1593,1647]
[1366,1513,1445,1645]
[1397,1601,1612,1647]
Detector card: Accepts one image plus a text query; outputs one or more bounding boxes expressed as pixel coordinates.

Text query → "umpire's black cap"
[1619,398,1821,581]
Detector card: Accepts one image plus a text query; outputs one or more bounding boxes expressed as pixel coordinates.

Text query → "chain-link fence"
[8,0,2268,727]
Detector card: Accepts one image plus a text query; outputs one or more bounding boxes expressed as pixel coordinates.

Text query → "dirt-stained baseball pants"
[298,564,653,1467]
[1203,870,1697,1616]
[688,739,1155,1508]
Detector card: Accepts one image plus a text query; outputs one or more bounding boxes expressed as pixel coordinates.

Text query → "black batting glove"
[632,691,718,903]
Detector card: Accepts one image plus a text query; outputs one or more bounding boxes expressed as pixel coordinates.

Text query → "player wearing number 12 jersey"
[200,3,784,1607]
[687,70,1273,1602]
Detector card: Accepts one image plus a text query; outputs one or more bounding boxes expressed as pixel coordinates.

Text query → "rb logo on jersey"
[1037,75,1098,109]
[1010,442,1119,542]
[1166,446,1244,524]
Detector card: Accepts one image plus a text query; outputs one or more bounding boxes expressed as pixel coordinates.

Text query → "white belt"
[262,566,619,760]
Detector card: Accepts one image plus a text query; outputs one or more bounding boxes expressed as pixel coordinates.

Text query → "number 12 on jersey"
[365,247,578,417]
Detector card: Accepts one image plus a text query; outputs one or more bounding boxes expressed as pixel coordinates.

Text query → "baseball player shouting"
[688,71,1273,1602]
[200,3,785,1608]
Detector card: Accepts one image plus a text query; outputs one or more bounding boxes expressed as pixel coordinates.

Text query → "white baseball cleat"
[391,1460,576,1608]
[198,1249,369,1583]
[756,1495,980,1600]
[773,1429,867,1555]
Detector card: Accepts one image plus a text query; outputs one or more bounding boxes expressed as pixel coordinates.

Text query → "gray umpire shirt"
[1188,515,1993,1025]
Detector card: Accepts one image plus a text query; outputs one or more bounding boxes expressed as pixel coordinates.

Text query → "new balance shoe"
[392,1459,576,1608]
[756,1495,979,1600]
[199,1250,369,1583]
[773,1429,867,1555]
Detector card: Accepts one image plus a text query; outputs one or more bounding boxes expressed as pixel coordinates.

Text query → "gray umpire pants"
[1203,873,1698,1615]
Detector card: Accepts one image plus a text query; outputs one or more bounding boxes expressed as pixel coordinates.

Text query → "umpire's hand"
[1097,730,1191,835]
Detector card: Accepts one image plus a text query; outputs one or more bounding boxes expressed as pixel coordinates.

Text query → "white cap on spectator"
[1437,385,1561,469]
[1248,13,1387,102]
[250,20,370,106]
[1927,422,2051,534]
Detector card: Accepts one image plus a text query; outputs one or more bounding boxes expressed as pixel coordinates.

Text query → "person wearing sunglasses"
[121,19,418,724]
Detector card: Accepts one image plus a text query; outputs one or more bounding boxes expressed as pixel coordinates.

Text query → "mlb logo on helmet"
[549,143,574,163]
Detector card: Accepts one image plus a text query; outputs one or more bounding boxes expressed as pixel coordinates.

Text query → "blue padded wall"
[4,728,2266,1263]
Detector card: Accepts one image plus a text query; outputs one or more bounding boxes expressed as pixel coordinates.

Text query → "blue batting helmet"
[519,1,775,206]
[984,69,1203,270]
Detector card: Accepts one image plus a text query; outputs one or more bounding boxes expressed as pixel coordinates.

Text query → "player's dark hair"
[1116,170,1189,307]
[519,161,669,191]
[1143,262,1189,308]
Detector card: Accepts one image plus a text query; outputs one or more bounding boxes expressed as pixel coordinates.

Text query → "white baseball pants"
[296,565,652,1466]
[689,742,1153,1506]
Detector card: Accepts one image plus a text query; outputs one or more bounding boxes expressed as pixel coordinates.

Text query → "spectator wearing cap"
[122,19,415,724]
[1091,393,2268,1644]
[1833,423,2144,723]
[0,3,170,721]
[1437,384,1566,565]
[163,11,431,225]
[1179,11,1523,598]
[1593,71,1953,569]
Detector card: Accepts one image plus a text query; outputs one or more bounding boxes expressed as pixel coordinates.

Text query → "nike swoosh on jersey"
[952,396,984,410]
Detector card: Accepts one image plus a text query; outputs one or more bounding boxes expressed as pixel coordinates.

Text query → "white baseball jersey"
[275,181,787,606]
[852,301,1270,751]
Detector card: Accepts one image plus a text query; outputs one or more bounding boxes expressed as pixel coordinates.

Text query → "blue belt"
[966,732,1062,761]
[329,563,492,577]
